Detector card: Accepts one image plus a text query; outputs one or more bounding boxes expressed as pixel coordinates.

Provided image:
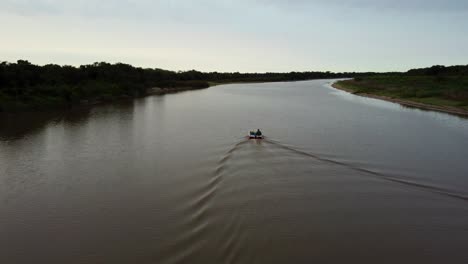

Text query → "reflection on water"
[1,80,468,264]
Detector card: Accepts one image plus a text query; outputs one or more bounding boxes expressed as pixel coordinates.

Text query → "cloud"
[345,0,468,12]
[0,0,60,16]
[1,0,467,72]
[2,0,468,19]
[0,0,224,19]
[253,0,468,13]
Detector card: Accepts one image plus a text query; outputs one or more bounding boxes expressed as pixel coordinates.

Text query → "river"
[1,79,468,263]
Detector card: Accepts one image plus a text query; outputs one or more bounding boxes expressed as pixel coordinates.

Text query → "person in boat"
[255,129,262,137]
[250,131,256,137]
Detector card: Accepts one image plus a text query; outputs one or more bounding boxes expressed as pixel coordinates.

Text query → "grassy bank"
[334,75,468,116]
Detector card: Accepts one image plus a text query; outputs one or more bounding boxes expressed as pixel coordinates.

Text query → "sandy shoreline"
[332,82,468,117]
[147,86,206,95]
[146,82,229,96]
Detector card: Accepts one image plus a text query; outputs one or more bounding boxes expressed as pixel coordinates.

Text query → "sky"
[0,0,467,72]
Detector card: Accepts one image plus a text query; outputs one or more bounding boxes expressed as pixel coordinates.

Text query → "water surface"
[1,80,468,263]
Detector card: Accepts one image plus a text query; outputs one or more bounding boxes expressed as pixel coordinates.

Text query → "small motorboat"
[248,130,264,139]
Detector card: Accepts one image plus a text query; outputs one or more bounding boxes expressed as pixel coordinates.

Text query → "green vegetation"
[0,60,355,112]
[4,60,466,114]
[335,65,468,112]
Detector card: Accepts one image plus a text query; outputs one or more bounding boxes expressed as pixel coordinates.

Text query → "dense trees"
[0,60,355,111]
[407,65,468,76]
[3,60,466,112]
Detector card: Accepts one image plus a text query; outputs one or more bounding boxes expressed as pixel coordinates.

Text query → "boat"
[248,130,264,139]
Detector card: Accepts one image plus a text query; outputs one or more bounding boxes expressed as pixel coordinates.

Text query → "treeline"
[406,65,468,76]
[0,60,359,111]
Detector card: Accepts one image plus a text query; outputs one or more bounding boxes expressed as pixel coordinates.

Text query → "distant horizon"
[4,58,467,74]
[1,1,467,73]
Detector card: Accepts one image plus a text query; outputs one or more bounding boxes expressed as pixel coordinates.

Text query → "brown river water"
[1,80,468,263]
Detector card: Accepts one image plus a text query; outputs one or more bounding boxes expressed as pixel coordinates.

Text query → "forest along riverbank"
[0,60,350,112]
[333,71,468,117]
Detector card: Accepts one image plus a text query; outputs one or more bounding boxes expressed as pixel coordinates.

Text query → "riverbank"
[147,83,214,96]
[333,79,468,117]
[1,60,354,113]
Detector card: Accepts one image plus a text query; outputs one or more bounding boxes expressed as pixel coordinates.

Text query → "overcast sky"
[1,0,467,72]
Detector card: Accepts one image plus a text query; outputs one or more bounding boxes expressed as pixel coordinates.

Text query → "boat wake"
[162,136,468,264]
[263,138,468,202]
[160,139,253,264]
